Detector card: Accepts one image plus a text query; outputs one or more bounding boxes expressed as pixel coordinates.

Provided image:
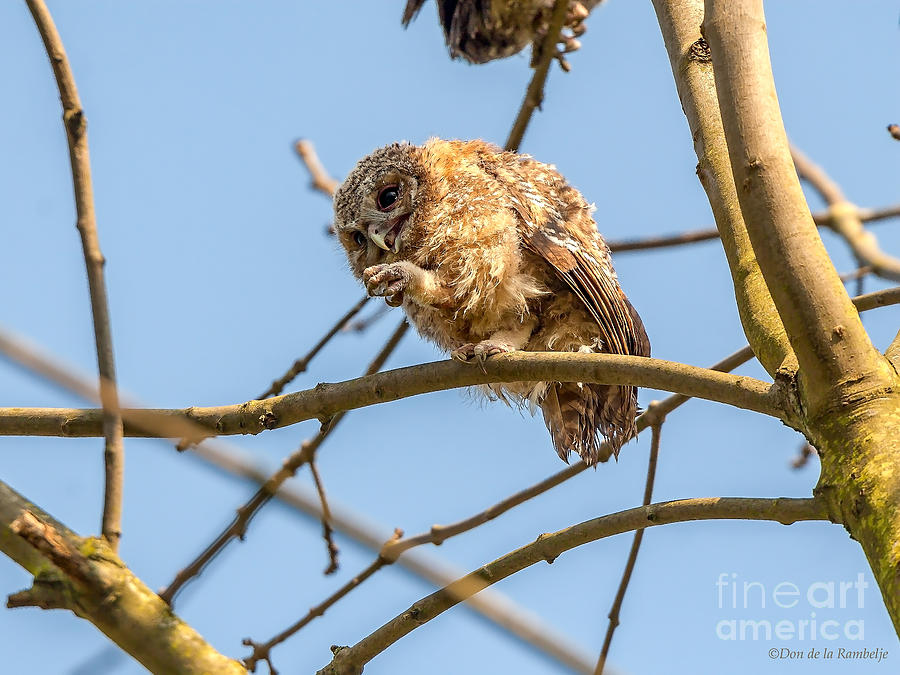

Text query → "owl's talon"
[452,341,512,363]
[385,293,404,307]
[364,263,411,298]
[452,344,477,362]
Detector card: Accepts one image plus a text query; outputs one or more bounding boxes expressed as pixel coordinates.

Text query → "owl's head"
[333,142,424,279]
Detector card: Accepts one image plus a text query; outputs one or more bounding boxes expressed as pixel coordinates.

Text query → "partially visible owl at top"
[402,0,603,64]
[333,139,650,465]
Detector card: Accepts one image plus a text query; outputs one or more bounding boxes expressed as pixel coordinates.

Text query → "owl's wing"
[523,216,650,359]
[402,1,459,37]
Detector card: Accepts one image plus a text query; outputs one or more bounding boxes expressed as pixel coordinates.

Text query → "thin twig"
[606,203,900,254]
[317,497,828,675]
[791,442,818,470]
[243,530,404,673]
[25,0,125,551]
[176,296,370,450]
[0,325,596,675]
[308,458,339,575]
[594,424,662,674]
[159,320,409,605]
[791,144,900,282]
[505,0,569,152]
[258,296,369,399]
[607,228,722,252]
[295,139,340,196]
[341,304,392,333]
[839,266,873,284]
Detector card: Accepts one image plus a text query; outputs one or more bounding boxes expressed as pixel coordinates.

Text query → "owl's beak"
[368,215,407,254]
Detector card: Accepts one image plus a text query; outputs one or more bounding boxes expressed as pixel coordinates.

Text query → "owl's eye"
[352,231,367,247]
[376,184,400,211]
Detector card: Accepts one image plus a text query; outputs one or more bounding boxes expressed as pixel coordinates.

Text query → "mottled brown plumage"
[333,139,649,465]
[402,0,596,64]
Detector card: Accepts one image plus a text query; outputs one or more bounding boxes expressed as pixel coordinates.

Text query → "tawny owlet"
[333,139,650,465]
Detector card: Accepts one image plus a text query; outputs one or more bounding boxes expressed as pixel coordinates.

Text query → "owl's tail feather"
[540,382,639,466]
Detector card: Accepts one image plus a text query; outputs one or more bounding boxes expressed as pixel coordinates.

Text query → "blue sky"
[1,1,898,674]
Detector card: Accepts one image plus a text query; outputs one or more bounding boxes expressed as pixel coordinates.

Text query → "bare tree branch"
[242,529,405,674]
[159,320,409,605]
[317,497,828,675]
[705,0,900,633]
[258,295,369,399]
[594,423,662,674]
[4,287,897,442]
[791,144,900,282]
[0,480,245,674]
[505,0,569,152]
[25,0,125,551]
[295,139,339,196]
[237,344,756,670]
[703,0,896,416]
[0,351,795,439]
[650,0,794,378]
[0,324,597,675]
[886,329,900,370]
[309,458,339,575]
[605,203,900,254]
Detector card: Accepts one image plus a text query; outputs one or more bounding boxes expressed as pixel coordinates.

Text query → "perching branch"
[239,342,758,670]
[0,351,792,439]
[703,0,896,416]
[25,0,126,551]
[0,480,245,674]
[317,497,829,675]
[791,144,900,282]
[4,287,897,443]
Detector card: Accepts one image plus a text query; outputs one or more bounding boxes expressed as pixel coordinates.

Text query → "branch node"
[258,410,278,430]
[688,37,711,62]
[7,575,69,610]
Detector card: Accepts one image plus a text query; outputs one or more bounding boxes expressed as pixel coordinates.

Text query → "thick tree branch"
[650,0,794,377]
[0,481,245,674]
[317,497,829,674]
[0,352,789,439]
[25,0,125,551]
[886,330,900,370]
[703,0,897,416]
[791,145,900,282]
